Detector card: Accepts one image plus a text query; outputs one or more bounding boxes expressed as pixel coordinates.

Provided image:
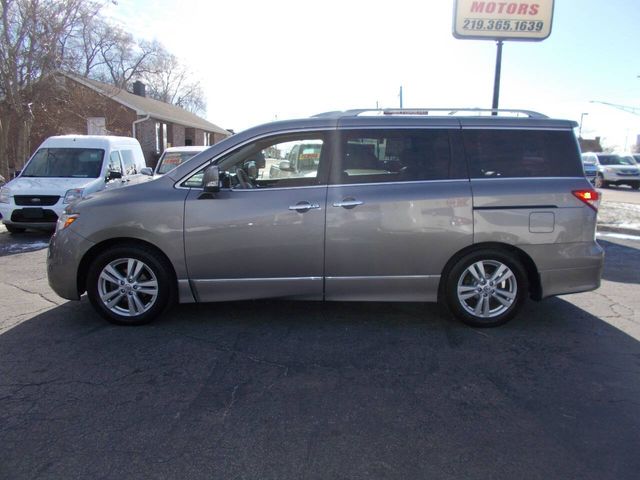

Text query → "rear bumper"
[534,242,604,298]
[539,265,603,298]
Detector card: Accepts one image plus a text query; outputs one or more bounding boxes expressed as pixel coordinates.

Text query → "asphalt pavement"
[1,224,640,479]
[598,185,640,205]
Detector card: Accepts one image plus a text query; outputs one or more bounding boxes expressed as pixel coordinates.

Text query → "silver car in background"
[47,108,604,328]
[582,152,640,189]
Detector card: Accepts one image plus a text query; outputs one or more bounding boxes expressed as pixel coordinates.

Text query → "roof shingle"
[62,72,229,136]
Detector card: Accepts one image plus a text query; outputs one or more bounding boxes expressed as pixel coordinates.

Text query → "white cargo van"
[0,135,146,233]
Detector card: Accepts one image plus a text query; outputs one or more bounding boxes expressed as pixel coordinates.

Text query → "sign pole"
[491,40,503,115]
[453,0,554,115]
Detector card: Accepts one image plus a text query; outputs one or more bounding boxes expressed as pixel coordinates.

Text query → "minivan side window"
[182,133,328,189]
[463,129,582,178]
[335,129,452,184]
[108,151,122,175]
[120,150,137,175]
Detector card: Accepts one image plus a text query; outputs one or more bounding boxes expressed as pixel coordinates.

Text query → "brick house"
[5,71,230,171]
[579,137,603,153]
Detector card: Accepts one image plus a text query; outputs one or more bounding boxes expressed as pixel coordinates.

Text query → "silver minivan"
[47,109,604,327]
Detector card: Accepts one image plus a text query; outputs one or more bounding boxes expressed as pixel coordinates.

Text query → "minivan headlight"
[56,213,79,231]
[63,188,84,204]
[0,187,10,204]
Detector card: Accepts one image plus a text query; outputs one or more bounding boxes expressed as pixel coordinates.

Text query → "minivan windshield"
[21,148,104,178]
[597,154,637,166]
[156,151,202,174]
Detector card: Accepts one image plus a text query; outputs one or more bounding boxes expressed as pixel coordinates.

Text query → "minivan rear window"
[463,130,582,178]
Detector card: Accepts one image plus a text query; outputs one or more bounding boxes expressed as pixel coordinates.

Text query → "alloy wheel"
[456,260,518,319]
[97,258,159,317]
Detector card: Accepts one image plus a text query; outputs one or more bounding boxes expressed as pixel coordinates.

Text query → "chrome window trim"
[470,176,586,181]
[174,127,334,190]
[460,126,574,131]
[183,178,471,193]
[328,178,470,188]
[227,185,328,192]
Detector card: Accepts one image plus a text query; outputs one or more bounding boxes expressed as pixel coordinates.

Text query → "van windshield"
[21,148,105,178]
[597,154,636,166]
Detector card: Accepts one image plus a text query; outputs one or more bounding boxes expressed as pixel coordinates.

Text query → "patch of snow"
[597,232,640,242]
[4,241,49,254]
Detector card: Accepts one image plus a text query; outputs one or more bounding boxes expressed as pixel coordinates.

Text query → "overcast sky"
[106,0,640,150]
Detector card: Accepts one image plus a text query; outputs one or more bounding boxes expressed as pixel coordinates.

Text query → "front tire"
[86,244,173,325]
[444,249,528,328]
[595,174,608,189]
[631,182,640,190]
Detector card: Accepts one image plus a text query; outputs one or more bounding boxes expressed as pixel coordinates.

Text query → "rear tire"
[444,249,528,328]
[5,225,26,234]
[86,244,174,325]
[631,182,640,190]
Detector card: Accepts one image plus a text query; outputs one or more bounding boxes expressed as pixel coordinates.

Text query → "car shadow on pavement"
[1,296,639,479]
[599,239,640,284]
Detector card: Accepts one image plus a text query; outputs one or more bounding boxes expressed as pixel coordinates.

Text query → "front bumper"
[602,172,640,183]
[47,226,95,300]
[0,201,65,229]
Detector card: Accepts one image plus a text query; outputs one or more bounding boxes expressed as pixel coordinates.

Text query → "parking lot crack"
[3,281,58,307]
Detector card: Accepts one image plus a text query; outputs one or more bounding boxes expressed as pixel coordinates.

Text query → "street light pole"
[491,40,503,115]
[579,112,589,138]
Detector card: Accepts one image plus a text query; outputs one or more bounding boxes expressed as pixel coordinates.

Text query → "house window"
[162,123,168,151]
[204,132,211,146]
[155,122,168,152]
[87,117,106,135]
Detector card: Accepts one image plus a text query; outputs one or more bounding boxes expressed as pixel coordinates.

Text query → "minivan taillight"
[572,189,600,211]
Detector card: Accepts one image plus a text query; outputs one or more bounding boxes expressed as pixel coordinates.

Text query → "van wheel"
[5,225,26,234]
[86,245,173,325]
[445,249,528,328]
[595,174,607,189]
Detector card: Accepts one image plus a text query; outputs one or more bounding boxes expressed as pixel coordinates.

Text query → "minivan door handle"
[289,201,320,213]
[333,198,364,209]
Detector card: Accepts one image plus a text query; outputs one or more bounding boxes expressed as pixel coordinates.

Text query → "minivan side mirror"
[203,165,220,193]
[107,170,122,181]
[140,167,153,176]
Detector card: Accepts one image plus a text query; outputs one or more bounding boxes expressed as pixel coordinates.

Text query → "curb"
[597,224,640,237]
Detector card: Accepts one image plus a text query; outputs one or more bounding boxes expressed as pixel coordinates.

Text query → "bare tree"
[0,0,208,178]
[0,0,100,177]
[141,47,207,115]
[97,30,161,89]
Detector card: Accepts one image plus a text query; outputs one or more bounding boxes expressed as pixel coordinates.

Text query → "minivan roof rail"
[312,108,549,119]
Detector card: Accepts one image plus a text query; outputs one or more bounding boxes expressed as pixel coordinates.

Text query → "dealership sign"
[453,0,554,41]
